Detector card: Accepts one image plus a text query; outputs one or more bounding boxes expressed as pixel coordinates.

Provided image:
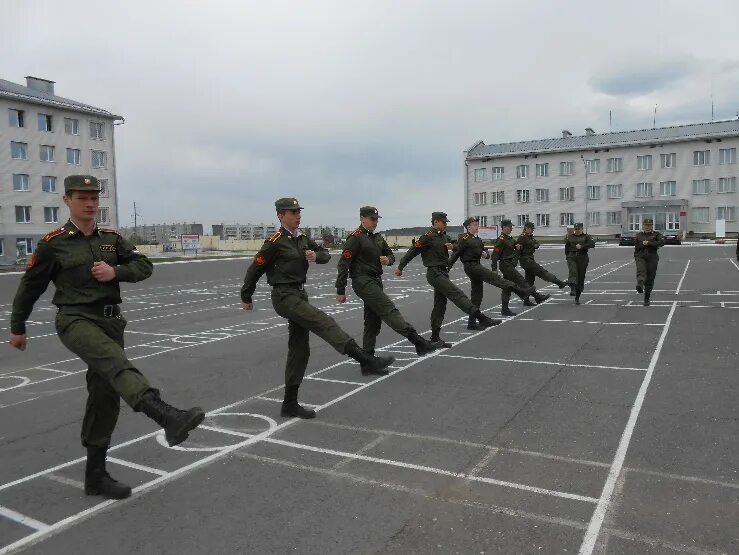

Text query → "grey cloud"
[590,58,700,97]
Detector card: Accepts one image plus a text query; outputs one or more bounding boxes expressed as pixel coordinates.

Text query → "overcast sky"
[3,0,739,231]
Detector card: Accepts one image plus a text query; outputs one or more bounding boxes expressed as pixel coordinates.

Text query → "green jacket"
[10,220,153,334]
[490,232,519,269]
[516,233,540,260]
[634,231,665,258]
[241,226,330,303]
[335,225,395,295]
[398,227,451,270]
[448,232,486,268]
[564,234,596,258]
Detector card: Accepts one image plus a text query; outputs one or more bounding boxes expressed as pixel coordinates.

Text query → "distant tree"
[321,228,335,247]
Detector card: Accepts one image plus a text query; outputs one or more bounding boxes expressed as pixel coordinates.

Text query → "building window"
[478,216,487,227]
[587,185,601,200]
[15,206,32,223]
[535,163,549,177]
[659,181,676,196]
[42,176,57,193]
[491,215,505,226]
[11,141,28,160]
[91,150,107,169]
[536,213,550,227]
[607,184,623,198]
[516,214,529,227]
[636,182,653,197]
[588,211,601,226]
[96,207,110,225]
[560,161,574,176]
[660,153,676,168]
[90,121,105,140]
[9,109,25,127]
[586,159,600,174]
[16,238,34,256]
[666,212,680,230]
[559,212,575,226]
[691,207,709,223]
[492,167,504,180]
[718,177,737,193]
[474,168,486,182]
[40,145,55,162]
[515,189,530,203]
[607,211,622,225]
[692,179,710,194]
[637,155,652,170]
[607,157,623,173]
[516,165,529,179]
[717,206,736,221]
[559,187,575,201]
[44,207,59,223]
[491,191,505,204]
[693,150,710,166]
[719,148,736,165]
[473,192,487,205]
[13,174,30,192]
[37,113,53,132]
[64,118,79,135]
[99,179,109,197]
[67,148,81,165]
[535,188,549,202]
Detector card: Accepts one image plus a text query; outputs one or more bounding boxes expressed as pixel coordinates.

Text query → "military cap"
[64,175,100,194]
[360,206,381,218]
[275,197,303,211]
[500,219,513,227]
[574,222,584,229]
[431,211,449,223]
[524,221,535,229]
[643,218,654,224]
[462,216,479,228]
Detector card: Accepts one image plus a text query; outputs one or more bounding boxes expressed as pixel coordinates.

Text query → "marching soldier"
[449,217,533,329]
[395,211,499,347]
[517,222,568,293]
[335,206,436,356]
[490,220,550,316]
[9,175,205,500]
[634,218,665,306]
[564,222,596,304]
[241,198,395,420]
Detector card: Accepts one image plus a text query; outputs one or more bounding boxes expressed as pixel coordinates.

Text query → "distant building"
[120,223,203,244]
[213,223,348,241]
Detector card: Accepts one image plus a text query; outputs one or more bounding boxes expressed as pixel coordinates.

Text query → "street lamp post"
[581,155,589,233]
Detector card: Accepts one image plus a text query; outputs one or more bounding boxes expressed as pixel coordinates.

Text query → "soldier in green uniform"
[395,211,499,347]
[490,220,550,316]
[516,222,568,293]
[564,222,596,304]
[634,218,665,306]
[335,206,437,356]
[449,217,533,329]
[8,175,205,500]
[241,198,395,420]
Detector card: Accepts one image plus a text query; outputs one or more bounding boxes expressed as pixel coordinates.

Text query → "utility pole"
[132,202,142,237]
[581,155,589,233]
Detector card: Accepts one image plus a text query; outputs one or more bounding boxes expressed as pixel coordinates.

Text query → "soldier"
[8,175,204,500]
[490,220,551,316]
[395,211,499,347]
[449,217,533,329]
[634,218,665,306]
[564,222,596,304]
[241,198,395,420]
[517,222,568,294]
[335,206,436,356]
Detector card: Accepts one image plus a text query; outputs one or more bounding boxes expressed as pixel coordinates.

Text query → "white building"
[0,76,122,264]
[464,120,739,238]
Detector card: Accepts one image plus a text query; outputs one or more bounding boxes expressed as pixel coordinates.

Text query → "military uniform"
[336,207,435,356]
[10,175,204,500]
[564,223,596,304]
[634,219,665,306]
[516,223,567,290]
[241,198,394,419]
[398,211,497,346]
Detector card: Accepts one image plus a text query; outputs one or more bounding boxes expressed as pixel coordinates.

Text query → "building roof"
[0,78,122,119]
[466,119,739,160]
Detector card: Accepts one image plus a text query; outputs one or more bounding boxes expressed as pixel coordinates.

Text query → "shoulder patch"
[269,231,281,242]
[99,227,120,235]
[425,230,433,236]
[351,228,362,237]
[342,249,353,259]
[414,239,422,248]
[462,233,470,240]
[26,253,38,269]
[42,227,66,242]
[255,253,267,266]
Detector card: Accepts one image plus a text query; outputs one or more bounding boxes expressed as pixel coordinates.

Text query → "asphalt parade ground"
[0,244,737,555]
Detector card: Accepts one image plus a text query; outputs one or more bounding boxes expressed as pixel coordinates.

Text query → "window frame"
[637,155,653,171]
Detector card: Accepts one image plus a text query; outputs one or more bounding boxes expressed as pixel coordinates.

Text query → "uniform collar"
[359,225,372,236]
[280,225,302,239]
[65,219,100,237]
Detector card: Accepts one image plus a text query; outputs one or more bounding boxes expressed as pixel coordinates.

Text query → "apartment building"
[464,120,739,238]
[120,223,204,244]
[1,76,122,264]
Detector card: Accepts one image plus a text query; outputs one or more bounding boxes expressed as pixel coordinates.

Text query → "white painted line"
[0,505,50,532]
[675,259,691,295]
[198,425,254,439]
[332,433,388,470]
[516,318,663,327]
[730,258,739,272]
[578,301,678,555]
[304,377,364,386]
[439,354,646,372]
[106,457,168,477]
[44,473,85,490]
[33,367,72,375]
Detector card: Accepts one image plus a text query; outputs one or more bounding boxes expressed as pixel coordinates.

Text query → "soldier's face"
[278,209,301,230]
[64,191,99,222]
[433,219,447,231]
[502,225,512,234]
[643,224,653,233]
[361,216,378,232]
[467,222,479,234]
[524,227,534,235]
[574,228,583,235]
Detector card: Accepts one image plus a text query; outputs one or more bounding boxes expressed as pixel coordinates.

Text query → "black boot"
[522,298,535,306]
[346,340,395,375]
[407,329,437,356]
[512,284,535,300]
[84,446,132,499]
[575,294,581,305]
[533,291,551,304]
[472,309,501,328]
[281,384,315,418]
[555,278,568,289]
[429,328,452,348]
[136,392,205,447]
[636,281,644,294]
[501,301,517,317]
[644,291,651,306]
[467,315,479,330]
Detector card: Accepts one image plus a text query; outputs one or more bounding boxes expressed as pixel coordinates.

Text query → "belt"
[274,283,305,290]
[59,303,121,317]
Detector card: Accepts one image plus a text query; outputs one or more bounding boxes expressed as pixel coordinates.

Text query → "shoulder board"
[425,230,434,236]
[42,227,66,242]
[351,227,362,237]
[462,233,470,240]
[99,227,120,235]
[269,231,282,242]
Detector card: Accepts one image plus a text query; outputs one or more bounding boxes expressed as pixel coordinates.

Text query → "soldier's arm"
[447,241,461,269]
[564,237,571,255]
[114,236,153,282]
[398,236,425,271]
[490,238,504,270]
[241,241,274,303]
[380,236,395,266]
[335,235,358,295]
[583,235,596,250]
[308,238,331,264]
[651,233,666,248]
[10,241,56,335]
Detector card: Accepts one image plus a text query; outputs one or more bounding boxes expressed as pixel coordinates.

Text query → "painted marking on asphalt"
[304,377,365,386]
[44,473,85,490]
[439,354,646,372]
[674,259,691,295]
[106,457,168,477]
[0,505,50,532]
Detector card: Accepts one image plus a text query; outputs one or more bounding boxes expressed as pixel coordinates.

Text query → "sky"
[3,0,739,232]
